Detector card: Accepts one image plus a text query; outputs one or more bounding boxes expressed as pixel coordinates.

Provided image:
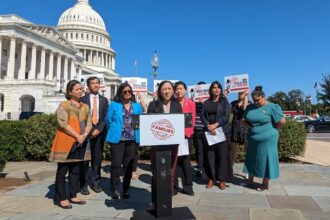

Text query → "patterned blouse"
[121,104,135,141]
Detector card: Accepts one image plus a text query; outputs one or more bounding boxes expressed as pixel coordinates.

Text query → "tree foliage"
[316,73,330,114]
[267,91,289,111]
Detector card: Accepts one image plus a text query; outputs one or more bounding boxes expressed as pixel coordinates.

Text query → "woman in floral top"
[105,83,143,200]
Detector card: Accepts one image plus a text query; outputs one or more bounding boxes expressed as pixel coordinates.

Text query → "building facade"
[0,0,121,120]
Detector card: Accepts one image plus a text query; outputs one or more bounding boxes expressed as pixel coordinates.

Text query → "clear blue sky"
[1,0,329,102]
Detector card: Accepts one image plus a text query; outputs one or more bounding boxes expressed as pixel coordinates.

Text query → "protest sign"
[122,77,148,93]
[224,74,249,93]
[188,83,211,101]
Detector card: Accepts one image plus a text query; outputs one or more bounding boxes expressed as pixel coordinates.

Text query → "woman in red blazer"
[174,81,196,196]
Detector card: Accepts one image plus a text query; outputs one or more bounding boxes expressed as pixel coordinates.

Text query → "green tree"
[268,91,289,110]
[287,89,305,111]
[316,73,330,114]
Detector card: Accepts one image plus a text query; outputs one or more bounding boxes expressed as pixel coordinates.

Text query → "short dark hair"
[209,81,224,101]
[87,77,100,87]
[157,80,175,102]
[113,83,136,103]
[252,85,265,98]
[197,81,206,85]
[65,80,81,100]
[174,81,187,91]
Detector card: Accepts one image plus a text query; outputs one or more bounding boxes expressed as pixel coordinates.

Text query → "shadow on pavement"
[105,186,150,211]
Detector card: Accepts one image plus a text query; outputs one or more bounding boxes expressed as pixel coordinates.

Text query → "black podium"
[131,114,196,220]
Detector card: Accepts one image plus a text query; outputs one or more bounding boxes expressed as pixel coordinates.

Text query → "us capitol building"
[0,0,122,120]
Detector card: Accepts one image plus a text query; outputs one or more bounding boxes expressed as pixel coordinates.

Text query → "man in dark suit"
[80,76,109,194]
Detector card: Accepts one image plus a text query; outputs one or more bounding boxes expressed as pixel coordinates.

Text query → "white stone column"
[7,38,16,79]
[112,56,115,70]
[48,51,54,80]
[70,60,76,80]
[84,49,86,62]
[56,54,61,81]
[109,55,113,69]
[78,67,82,75]
[0,38,2,73]
[96,51,101,66]
[18,41,27,79]
[29,44,37,79]
[64,56,68,83]
[91,50,94,65]
[38,48,46,79]
[105,53,108,68]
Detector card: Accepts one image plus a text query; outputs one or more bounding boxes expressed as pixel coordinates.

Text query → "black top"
[201,97,231,135]
[147,99,182,114]
[207,101,219,124]
[230,100,250,144]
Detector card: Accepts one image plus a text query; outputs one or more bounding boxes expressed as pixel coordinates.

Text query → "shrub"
[24,114,57,160]
[278,120,307,160]
[0,151,6,173]
[0,120,27,161]
[234,120,307,162]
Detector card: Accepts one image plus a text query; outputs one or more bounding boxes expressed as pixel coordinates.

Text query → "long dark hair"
[157,80,175,102]
[209,81,224,101]
[113,83,136,103]
[65,80,81,100]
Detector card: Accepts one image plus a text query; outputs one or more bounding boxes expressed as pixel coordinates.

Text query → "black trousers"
[193,130,206,171]
[132,146,139,172]
[110,141,137,192]
[204,138,232,182]
[55,162,80,202]
[80,133,105,188]
[175,138,193,193]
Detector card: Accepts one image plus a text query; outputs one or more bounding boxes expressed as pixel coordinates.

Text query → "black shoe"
[122,191,130,199]
[69,199,86,205]
[91,185,102,193]
[81,186,90,195]
[182,190,195,196]
[58,203,72,209]
[112,190,120,200]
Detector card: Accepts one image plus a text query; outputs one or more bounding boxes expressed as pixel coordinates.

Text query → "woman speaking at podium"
[147,80,183,201]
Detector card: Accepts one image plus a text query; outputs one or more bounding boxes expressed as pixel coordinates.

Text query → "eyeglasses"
[122,90,132,94]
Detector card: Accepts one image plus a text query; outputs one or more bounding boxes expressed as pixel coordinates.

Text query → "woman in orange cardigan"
[49,80,92,209]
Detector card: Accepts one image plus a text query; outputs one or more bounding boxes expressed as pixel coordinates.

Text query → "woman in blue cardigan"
[106,83,142,200]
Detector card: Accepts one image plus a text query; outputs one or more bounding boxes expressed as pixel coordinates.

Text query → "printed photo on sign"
[153,80,178,92]
[78,74,105,91]
[122,77,148,93]
[224,74,249,93]
[188,83,211,102]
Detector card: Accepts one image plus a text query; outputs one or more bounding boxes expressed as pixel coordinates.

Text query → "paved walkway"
[295,139,330,166]
[0,160,330,220]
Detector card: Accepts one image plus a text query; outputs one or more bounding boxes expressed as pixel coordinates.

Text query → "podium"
[131,114,196,220]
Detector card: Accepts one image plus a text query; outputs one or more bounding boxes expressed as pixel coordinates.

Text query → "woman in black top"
[201,81,232,190]
[230,89,250,169]
[147,80,183,200]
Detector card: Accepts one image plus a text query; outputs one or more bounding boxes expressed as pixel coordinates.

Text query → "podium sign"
[139,114,185,146]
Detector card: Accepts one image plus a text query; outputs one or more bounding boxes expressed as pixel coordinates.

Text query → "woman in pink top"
[174,81,196,196]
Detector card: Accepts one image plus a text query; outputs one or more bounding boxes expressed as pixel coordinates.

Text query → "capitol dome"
[58,0,106,31]
[57,0,117,76]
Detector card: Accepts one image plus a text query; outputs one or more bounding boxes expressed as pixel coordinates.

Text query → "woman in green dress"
[243,86,286,191]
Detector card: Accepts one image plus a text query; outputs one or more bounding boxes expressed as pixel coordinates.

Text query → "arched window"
[0,93,4,112]
[20,95,35,112]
